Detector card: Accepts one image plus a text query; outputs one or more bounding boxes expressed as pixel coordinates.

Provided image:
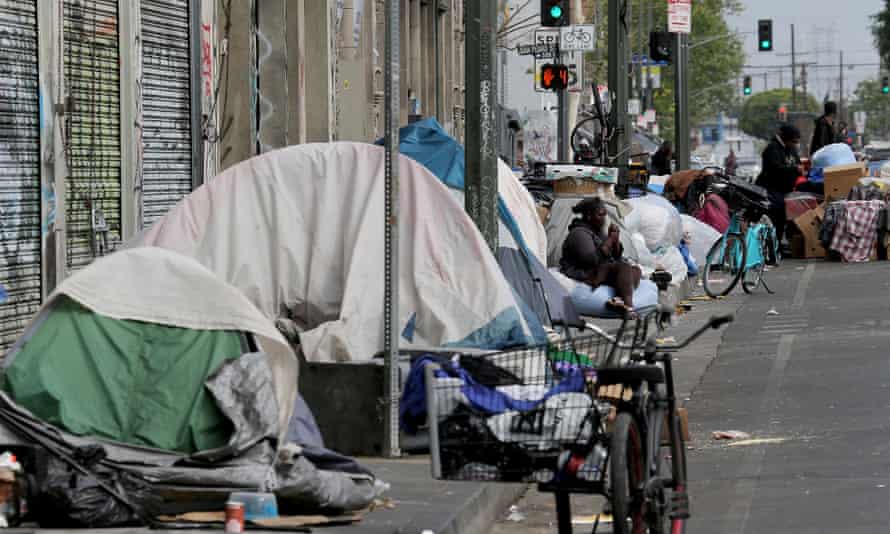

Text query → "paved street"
[493,260,890,533]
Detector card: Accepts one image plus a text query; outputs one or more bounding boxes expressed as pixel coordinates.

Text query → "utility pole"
[608,0,630,167]
[382,0,400,459]
[674,32,690,170]
[763,71,768,91]
[839,50,845,123]
[791,24,797,110]
[464,1,498,251]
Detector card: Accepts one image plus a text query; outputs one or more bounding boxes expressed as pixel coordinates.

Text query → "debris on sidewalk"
[767,308,780,316]
[711,430,752,441]
[726,437,788,447]
[506,505,527,522]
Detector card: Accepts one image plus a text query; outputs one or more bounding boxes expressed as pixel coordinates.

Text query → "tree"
[739,89,820,140]
[872,0,890,67]
[849,78,890,142]
[584,0,745,142]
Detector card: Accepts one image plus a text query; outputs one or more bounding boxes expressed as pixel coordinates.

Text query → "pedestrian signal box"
[541,64,569,91]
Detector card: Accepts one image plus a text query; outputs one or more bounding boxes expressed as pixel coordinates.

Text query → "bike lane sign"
[560,24,596,51]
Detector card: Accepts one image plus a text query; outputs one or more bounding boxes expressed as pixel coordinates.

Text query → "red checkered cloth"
[829,200,886,262]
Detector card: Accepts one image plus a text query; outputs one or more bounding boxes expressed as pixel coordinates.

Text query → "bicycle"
[701,173,781,298]
[425,311,734,534]
[562,28,593,45]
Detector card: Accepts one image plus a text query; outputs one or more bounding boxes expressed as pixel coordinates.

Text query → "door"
[0,0,40,351]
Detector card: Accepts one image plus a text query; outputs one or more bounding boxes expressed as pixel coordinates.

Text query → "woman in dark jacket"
[560,198,641,316]
[755,124,802,243]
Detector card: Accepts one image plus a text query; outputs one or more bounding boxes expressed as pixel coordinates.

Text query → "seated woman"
[560,197,642,317]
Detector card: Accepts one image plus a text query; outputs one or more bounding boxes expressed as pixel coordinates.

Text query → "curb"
[405,482,528,534]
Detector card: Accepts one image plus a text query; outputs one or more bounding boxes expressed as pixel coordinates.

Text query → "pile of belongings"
[820,199,889,262]
[400,348,604,483]
[0,248,386,528]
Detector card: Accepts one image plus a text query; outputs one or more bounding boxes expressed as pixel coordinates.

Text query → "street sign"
[535,52,583,92]
[560,24,595,51]
[668,0,692,34]
[534,28,561,52]
[517,43,558,58]
[628,98,641,116]
[854,111,867,133]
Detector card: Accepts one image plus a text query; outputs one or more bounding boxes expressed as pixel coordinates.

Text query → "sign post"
[670,0,692,170]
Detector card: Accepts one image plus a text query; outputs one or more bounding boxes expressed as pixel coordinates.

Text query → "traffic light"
[541,0,569,27]
[882,76,889,94]
[778,105,787,123]
[758,20,773,52]
[540,64,569,91]
[743,76,752,96]
[649,32,673,64]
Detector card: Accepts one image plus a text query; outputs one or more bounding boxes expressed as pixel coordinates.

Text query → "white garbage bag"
[653,246,688,286]
[680,214,722,267]
[624,195,683,253]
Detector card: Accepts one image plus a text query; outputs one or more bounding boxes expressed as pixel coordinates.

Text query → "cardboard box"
[823,162,866,202]
[790,206,826,258]
[553,178,616,195]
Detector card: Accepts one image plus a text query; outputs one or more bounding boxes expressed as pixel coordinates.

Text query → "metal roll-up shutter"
[141,0,193,227]
[0,0,40,351]
[63,0,121,272]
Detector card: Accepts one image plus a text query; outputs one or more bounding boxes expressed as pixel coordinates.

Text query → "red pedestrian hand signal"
[541,64,569,91]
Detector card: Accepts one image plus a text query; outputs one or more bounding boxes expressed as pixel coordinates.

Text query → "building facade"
[0,0,467,350]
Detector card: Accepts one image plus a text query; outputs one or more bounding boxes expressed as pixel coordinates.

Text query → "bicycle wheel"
[703,233,746,298]
[611,412,646,534]
[651,414,688,534]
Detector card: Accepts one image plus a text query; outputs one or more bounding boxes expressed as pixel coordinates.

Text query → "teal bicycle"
[702,174,781,298]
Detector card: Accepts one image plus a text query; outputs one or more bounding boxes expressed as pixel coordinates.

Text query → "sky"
[727,0,883,103]
[504,0,885,114]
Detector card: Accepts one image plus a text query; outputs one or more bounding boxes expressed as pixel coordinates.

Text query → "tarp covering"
[4,297,244,453]
[133,143,535,362]
[377,118,548,264]
[3,247,299,444]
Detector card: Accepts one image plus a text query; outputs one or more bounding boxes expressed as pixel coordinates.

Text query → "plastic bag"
[34,446,160,528]
[624,195,683,252]
[811,143,855,170]
[653,247,688,286]
[681,214,722,266]
[629,232,657,277]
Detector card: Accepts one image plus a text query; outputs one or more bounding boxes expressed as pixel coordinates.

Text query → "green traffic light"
[883,87,889,94]
[744,88,752,95]
[760,40,771,49]
[550,5,563,18]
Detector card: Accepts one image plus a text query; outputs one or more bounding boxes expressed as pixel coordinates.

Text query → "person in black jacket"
[756,124,803,243]
[810,101,837,155]
[560,198,641,316]
[650,141,673,176]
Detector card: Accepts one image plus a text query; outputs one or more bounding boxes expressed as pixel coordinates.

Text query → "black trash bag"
[33,445,162,528]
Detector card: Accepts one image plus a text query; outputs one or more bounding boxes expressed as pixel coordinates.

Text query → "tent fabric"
[377,118,548,264]
[133,142,535,362]
[495,247,577,327]
[3,297,244,454]
[3,247,299,444]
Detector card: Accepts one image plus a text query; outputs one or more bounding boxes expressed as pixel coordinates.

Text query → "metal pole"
[763,71,768,91]
[839,51,845,123]
[189,0,204,190]
[382,0,401,459]
[674,32,689,170]
[791,24,796,110]
[464,0,499,251]
[558,83,569,161]
[608,0,629,167]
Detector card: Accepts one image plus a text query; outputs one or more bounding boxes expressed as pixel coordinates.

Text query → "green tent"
[4,297,248,454]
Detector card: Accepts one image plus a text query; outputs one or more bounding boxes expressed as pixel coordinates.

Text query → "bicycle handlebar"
[645,314,734,354]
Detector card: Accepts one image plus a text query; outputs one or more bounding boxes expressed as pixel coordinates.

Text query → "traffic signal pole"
[608,0,630,167]
[558,46,569,161]
[674,32,690,171]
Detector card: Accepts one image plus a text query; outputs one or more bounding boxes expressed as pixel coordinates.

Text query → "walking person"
[810,101,838,155]
[724,148,738,176]
[756,124,804,245]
